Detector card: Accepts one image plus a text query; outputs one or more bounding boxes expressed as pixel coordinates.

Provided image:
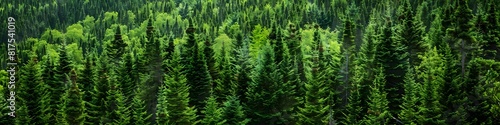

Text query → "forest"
[1,0,500,124]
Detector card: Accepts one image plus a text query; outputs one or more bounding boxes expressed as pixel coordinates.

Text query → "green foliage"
[399,68,421,124]
[362,67,390,125]
[221,95,250,125]
[131,87,151,125]
[201,94,226,125]
[62,70,85,125]
[416,47,446,124]
[159,45,198,125]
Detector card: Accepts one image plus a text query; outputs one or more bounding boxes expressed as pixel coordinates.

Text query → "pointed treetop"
[116,26,121,35]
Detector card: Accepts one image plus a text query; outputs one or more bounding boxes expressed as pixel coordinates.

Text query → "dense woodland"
[1,0,500,124]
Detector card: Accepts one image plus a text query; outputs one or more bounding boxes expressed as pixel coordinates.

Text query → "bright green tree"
[131,87,152,125]
[416,47,446,125]
[363,67,390,125]
[158,45,198,125]
[399,68,421,125]
[245,44,282,125]
[201,94,226,125]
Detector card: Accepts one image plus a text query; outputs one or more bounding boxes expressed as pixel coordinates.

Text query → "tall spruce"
[221,95,250,125]
[158,45,198,124]
[395,0,426,68]
[106,25,127,63]
[362,67,390,125]
[62,70,85,125]
[104,66,130,125]
[416,47,446,124]
[245,44,282,124]
[131,86,151,125]
[399,67,421,124]
[183,20,212,117]
[17,54,48,125]
[87,56,110,124]
[201,94,226,125]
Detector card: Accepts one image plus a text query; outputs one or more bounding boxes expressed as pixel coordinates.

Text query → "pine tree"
[106,25,127,63]
[363,67,390,125]
[131,87,151,125]
[295,52,330,124]
[104,67,130,125]
[395,0,427,68]
[159,45,198,125]
[78,55,95,125]
[183,21,212,116]
[53,44,72,122]
[221,95,250,125]
[120,52,135,105]
[375,17,408,119]
[201,94,226,125]
[245,44,282,124]
[62,70,85,125]
[416,47,446,124]
[399,68,421,125]
[87,56,110,124]
[17,54,47,124]
[40,54,57,124]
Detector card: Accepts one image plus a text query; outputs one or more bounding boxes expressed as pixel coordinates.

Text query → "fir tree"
[62,70,85,125]
[221,95,250,125]
[40,54,57,124]
[120,52,135,105]
[233,36,252,105]
[399,68,421,125]
[87,56,110,124]
[17,54,47,124]
[15,104,32,125]
[395,0,427,67]
[416,47,446,124]
[201,94,226,125]
[104,67,130,125]
[363,67,390,125]
[245,45,282,124]
[183,21,212,116]
[131,87,151,125]
[159,45,198,124]
[106,25,127,63]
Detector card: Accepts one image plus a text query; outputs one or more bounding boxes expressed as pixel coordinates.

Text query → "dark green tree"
[120,52,135,105]
[17,54,49,125]
[183,21,212,116]
[395,0,427,67]
[158,45,198,124]
[221,95,250,125]
[106,25,127,63]
[87,56,110,124]
[62,70,85,125]
[245,44,282,124]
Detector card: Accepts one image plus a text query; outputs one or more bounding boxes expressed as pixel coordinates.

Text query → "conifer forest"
[1,0,500,125]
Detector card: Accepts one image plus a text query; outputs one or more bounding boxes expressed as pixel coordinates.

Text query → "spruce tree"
[416,47,446,124]
[395,0,426,68]
[40,54,57,124]
[183,21,212,116]
[363,67,390,125]
[399,68,421,125]
[62,70,85,125]
[104,67,130,125]
[120,52,135,105]
[106,25,127,63]
[375,18,408,119]
[201,94,226,125]
[87,56,110,124]
[17,54,47,124]
[15,104,32,125]
[480,0,500,60]
[233,35,252,105]
[221,95,250,125]
[245,44,282,125]
[295,44,330,124]
[159,45,198,124]
[131,87,151,125]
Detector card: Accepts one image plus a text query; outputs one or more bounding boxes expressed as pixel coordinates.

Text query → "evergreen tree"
[87,56,110,124]
[363,67,390,125]
[399,68,421,125]
[395,0,427,67]
[62,70,85,125]
[159,45,198,124]
[17,54,48,124]
[416,47,446,124]
[183,21,212,116]
[131,87,152,125]
[201,94,226,125]
[375,17,408,119]
[480,0,500,60]
[233,36,252,105]
[245,45,282,124]
[339,15,356,107]
[15,104,32,125]
[120,52,135,105]
[221,95,250,125]
[104,67,130,125]
[106,25,127,63]
[295,44,330,124]
[40,54,57,124]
